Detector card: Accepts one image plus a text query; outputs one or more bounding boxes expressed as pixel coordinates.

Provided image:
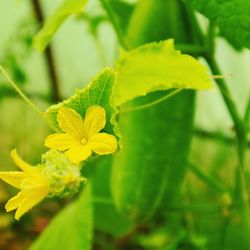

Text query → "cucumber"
[111,0,196,222]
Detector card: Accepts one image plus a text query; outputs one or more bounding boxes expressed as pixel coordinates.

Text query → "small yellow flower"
[45,105,117,163]
[0,150,49,220]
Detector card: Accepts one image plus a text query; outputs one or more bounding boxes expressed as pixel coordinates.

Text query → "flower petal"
[88,133,117,155]
[5,192,24,212]
[21,176,49,191]
[57,107,84,139]
[83,105,106,138]
[65,145,91,163]
[15,187,49,220]
[10,149,35,174]
[45,133,79,150]
[0,171,26,188]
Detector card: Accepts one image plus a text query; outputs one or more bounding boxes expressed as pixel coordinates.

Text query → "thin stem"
[0,66,56,131]
[0,85,51,102]
[189,162,228,193]
[31,0,61,103]
[244,97,250,126]
[120,89,183,113]
[205,22,216,56]
[205,56,247,166]
[194,128,250,148]
[211,75,232,79]
[205,56,250,239]
[185,6,250,245]
[184,1,205,46]
[99,0,129,50]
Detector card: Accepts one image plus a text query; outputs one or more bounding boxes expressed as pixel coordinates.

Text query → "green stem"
[184,1,204,46]
[204,56,250,240]
[0,65,56,131]
[0,85,51,102]
[186,6,250,244]
[120,89,183,113]
[244,97,250,126]
[175,44,204,55]
[205,22,216,55]
[99,0,129,50]
[189,162,228,193]
[194,127,250,148]
[205,56,247,166]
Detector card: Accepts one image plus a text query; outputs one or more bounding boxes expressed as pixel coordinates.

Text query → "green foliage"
[0,19,35,100]
[188,0,250,49]
[42,0,210,225]
[33,0,88,52]
[44,68,117,135]
[2,0,249,248]
[30,185,93,250]
[113,39,211,106]
[44,40,211,137]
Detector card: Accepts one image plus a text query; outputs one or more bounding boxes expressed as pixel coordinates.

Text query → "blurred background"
[0,0,249,249]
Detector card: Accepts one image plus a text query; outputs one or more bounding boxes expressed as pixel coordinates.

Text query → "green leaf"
[91,156,133,237]
[33,0,88,52]
[113,39,212,107]
[188,0,250,49]
[30,185,93,250]
[44,68,117,135]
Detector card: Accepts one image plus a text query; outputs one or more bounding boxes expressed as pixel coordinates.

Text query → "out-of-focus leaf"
[188,0,250,49]
[0,215,12,229]
[0,85,15,101]
[113,39,212,107]
[44,68,117,135]
[33,0,88,52]
[91,156,133,237]
[30,185,93,250]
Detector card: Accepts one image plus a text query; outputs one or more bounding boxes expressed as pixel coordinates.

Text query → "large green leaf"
[113,39,212,107]
[33,0,88,52]
[188,0,250,49]
[44,48,211,136]
[30,185,93,250]
[44,68,117,135]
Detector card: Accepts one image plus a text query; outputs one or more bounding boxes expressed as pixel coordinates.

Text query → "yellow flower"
[45,105,117,164]
[0,150,49,220]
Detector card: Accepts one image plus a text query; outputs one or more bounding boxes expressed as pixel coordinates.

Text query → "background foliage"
[0,0,250,250]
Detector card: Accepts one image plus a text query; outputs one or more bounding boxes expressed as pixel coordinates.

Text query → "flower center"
[81,138,87,145]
